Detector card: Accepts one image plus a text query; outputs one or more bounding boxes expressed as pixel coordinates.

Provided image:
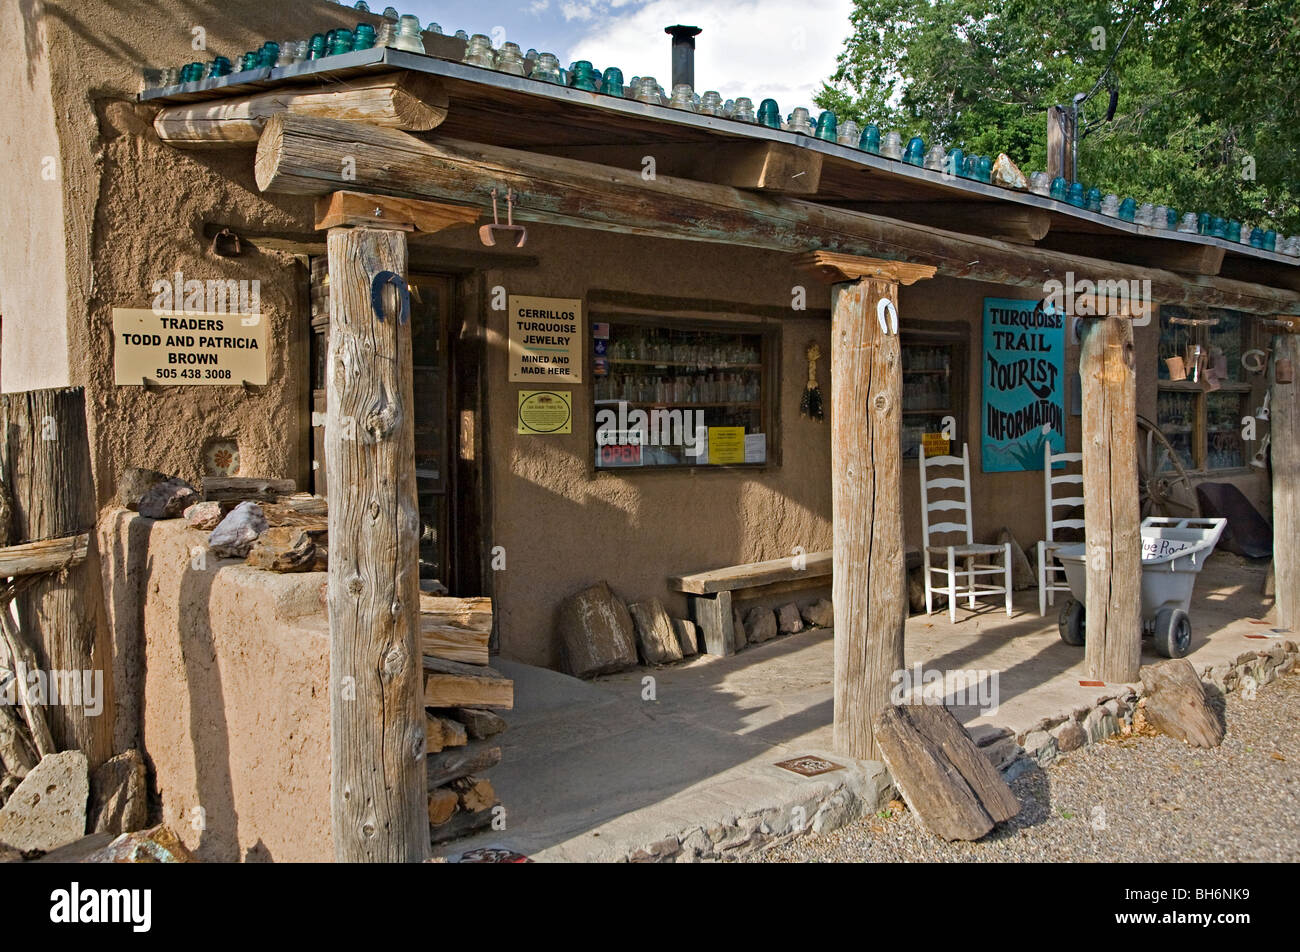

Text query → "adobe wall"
[100,510,331,863]
[2,0,370,503]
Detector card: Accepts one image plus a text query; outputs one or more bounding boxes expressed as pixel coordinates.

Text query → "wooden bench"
[668,551,833,655]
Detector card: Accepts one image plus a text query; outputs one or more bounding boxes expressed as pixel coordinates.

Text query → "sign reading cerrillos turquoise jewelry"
[982,298,1065,472]
[508,295,583,383]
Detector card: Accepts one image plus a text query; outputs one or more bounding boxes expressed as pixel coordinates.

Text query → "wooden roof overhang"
[141,47,1300,315]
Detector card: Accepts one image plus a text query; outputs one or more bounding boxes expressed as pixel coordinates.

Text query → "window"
[1156,307,1256,472]
[592,316,777,470]
[901,325,968,461]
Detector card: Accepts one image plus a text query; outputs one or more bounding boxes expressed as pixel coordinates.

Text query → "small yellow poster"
[708,427,746,464]
[922,432,951,457]
[517,390,573,434]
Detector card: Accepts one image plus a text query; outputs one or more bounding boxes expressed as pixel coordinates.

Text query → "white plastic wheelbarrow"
[1054,517,1227,658]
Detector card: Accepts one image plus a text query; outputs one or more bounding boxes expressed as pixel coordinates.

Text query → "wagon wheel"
[1136,415,1200,518]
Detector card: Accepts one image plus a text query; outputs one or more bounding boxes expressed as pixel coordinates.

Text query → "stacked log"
[421,599,511,844]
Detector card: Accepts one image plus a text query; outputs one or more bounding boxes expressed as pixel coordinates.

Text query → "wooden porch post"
[1079,315,1141,682]
[805,253,935,759]
[1270,328,1300,629]
[319,192,478,863]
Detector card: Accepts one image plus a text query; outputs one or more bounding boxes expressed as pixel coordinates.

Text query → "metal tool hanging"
[479,187,527,248]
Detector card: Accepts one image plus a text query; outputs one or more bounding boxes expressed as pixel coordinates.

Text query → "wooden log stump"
[0,388,114,769]
[874,703,1019,841]
[831,278,907,759]
[325,225,427,862]
[1079,317,1141,683]
[1139,659,1225,748]
[1271,332,1299,629]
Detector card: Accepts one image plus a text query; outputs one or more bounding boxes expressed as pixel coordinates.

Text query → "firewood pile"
[422,596,512,844]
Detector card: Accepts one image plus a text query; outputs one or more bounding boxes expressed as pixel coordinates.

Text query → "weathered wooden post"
[1079,315,1141,682]
[1270,326,1300,629]
[316,191,479,862]
[805,253,934,759]
[0,387,114,769]
[324,214,426,863]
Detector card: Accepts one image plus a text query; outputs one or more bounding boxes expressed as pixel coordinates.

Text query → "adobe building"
[1,0,1295,860]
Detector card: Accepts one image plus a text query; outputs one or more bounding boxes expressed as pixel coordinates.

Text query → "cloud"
[560,0,854,109]
[527,0,551,13]
[559,1,601,21]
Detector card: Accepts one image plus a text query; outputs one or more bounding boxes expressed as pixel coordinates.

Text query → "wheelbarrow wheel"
[1154,608,1192,658]
[1058,598,1085,646]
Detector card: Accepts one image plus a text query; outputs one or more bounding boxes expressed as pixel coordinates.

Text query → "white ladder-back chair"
[920,444,1013,623]
[1037,442,1085,616]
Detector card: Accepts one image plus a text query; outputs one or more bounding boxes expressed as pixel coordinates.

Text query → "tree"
[817,0,1300,233]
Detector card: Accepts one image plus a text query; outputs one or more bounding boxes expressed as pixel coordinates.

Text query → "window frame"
[1156,307,1257,475]
[900,321,970,465]
[587,309,782,476]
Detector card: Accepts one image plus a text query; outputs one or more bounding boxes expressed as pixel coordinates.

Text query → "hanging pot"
[1277,357,1295,385]
[1165,355,1187,381]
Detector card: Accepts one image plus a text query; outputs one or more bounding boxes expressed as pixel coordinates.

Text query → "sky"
[343,0,856,109]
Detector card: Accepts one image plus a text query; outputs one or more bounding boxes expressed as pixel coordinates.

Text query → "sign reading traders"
[508,295,583,384]
[112,308,268,386]
[981,298,1065,472]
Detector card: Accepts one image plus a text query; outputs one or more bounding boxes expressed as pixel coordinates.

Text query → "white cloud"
[559,1,601,21]
[561,0,854,110]
[527,0,551,14]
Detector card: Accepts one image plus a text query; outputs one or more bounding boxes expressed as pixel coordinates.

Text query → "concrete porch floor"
[437,553,1286,862]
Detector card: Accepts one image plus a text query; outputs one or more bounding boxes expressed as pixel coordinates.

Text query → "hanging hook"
[478,186,528,248]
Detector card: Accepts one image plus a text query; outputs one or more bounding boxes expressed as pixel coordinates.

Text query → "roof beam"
[253,115,1300,316]
[532,140,823,195]
[1039,232,1225,276]
[153,72,448,149]
[832,201,1051,245]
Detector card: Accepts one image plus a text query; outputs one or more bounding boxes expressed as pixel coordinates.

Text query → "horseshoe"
[876,297,899,335]
[370,270,410,325]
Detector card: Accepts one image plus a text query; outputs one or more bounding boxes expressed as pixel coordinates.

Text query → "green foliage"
[818,0,1300,232]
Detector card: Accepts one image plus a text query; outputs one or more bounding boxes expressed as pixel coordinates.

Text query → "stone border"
[994,640,1299,778]
[620,762,893,863]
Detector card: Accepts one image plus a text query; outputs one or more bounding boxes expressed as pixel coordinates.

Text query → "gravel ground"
[760,667,1300,863]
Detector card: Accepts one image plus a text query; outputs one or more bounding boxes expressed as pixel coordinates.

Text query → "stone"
[117,466,173,510]
[678,827,712,859]
[0,750,89,854]
[138,478,200,519]
[732,606,748,650]
[743,606,778,644]
[996,527,1036,590]
[628,598,683,665]
[777,602,804,634]
[208,500,268,558]
[184,501,224,530]
[1140,658,1225,748]
[800,597,834,628]
[556,581,638,678]
[672,617,698,657]
[88,749,147,836]
[1052,720,1086,753]
[245,527,317,573]
[992,153,1028,190]
[84,824,196,863]
[1022,729,1053,759]
[1082,707,1120,744]
[980,735,1021,772]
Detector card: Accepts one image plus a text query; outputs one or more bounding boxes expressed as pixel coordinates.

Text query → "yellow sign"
[708,427,746,464]
[517,390,573,434]
[922,432,951,457]
[112,308,268,386]
[508,295,583,384]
